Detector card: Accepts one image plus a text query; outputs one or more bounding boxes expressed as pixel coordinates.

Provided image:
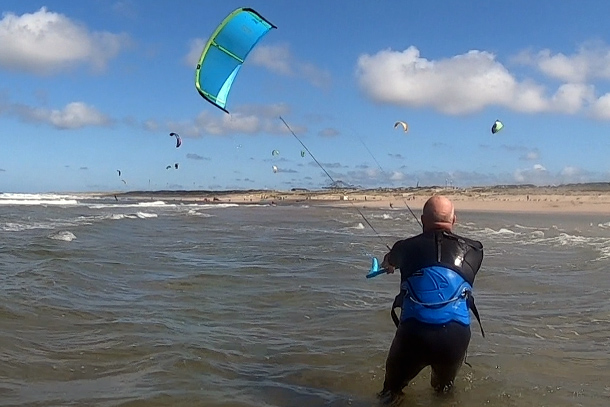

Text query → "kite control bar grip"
[366,257,389,278]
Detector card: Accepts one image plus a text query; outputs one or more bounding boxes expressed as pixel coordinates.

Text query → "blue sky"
[2,1,610,193]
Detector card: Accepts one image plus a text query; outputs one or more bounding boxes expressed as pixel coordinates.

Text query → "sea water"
[1,193,609,406]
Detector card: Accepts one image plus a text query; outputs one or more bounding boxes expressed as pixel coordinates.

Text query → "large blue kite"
[195,8,276,113]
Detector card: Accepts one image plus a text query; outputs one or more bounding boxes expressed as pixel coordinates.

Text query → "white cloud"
[513,43,610,83]
[164,103,297,138]
[355,45,608,117]
[0,7,130,74]
[533,164,547,171]
[389,171,405,181]
[521,150,540,161]
[356,46,549,114]
[318,128,339,138]
[13,101,111,129]
[513,164,597,185]
[590,93,610,119]
[550,83,595,113]
[250,44,331,88]
[184,38,206,67]
[184,41,331,88]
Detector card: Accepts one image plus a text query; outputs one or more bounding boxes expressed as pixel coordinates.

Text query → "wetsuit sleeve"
[386,240,407,268]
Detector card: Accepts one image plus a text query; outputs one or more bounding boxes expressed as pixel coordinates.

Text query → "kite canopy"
[195,8,276,113]
[394,121,408,133]
[271,149,280,156]
[272,165,278,173]
[170,132,182,148]
[491,119,504,134]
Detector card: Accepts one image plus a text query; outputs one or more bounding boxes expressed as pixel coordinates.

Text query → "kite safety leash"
[279,116,391,251]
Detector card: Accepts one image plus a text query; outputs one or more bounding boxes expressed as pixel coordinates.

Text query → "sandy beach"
[114,184,610,214]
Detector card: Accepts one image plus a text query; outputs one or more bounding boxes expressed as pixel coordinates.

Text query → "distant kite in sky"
[272,165,278,173]
[117,170,121,177]
[170,132,182,148]
[272,149,280,156]
[394,121,408,133]
[491,119,504,134]
[194,8,277,113]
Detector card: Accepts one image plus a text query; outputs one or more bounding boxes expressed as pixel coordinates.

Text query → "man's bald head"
[421,195,456,231]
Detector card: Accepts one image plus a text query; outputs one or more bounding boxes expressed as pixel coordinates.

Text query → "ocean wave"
[0,199,78,206]
[2,222,56,232]
[47,231,77,241]
[88,201,173,209]
[186,210,214,217]
[481,227,521,236]
[135,212,157,219]
[0,192,80,206]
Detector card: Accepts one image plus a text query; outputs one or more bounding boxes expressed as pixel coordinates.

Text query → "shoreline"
[111,186,610,215]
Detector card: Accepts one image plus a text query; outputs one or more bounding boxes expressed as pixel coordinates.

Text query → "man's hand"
[381,253,395,274]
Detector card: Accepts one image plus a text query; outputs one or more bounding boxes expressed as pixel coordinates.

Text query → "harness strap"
[467,294,485,337]
[391,292,403,328]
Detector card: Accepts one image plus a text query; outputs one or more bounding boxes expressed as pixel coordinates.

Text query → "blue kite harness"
[400,265,472,326]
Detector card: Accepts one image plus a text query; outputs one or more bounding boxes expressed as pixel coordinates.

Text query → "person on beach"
[378,195,484,402]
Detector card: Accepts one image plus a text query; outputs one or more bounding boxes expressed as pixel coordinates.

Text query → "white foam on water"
[0,193,79,206]
[48,231,77,241]
[135,212,157,219]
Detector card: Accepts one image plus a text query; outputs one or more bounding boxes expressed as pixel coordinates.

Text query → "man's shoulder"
[391,233,425,249]
[446,231,483,250]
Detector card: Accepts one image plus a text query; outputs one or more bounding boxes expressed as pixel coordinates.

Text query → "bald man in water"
[378,195,484,401]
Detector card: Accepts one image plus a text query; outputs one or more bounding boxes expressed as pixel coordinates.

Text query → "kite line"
[279,116,391,251]
[356,136,423,230]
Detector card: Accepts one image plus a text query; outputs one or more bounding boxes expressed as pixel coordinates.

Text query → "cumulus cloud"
[513,43,610,83]
[590,93,610,120]
[355,45,609,117]
[250,43,331,88]
[0,7,130,74]
[357,46,547,114]
[12,101,111,129]
[550,83,595,114]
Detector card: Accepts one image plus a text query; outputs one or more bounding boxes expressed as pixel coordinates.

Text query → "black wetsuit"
[381,230,484,395]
